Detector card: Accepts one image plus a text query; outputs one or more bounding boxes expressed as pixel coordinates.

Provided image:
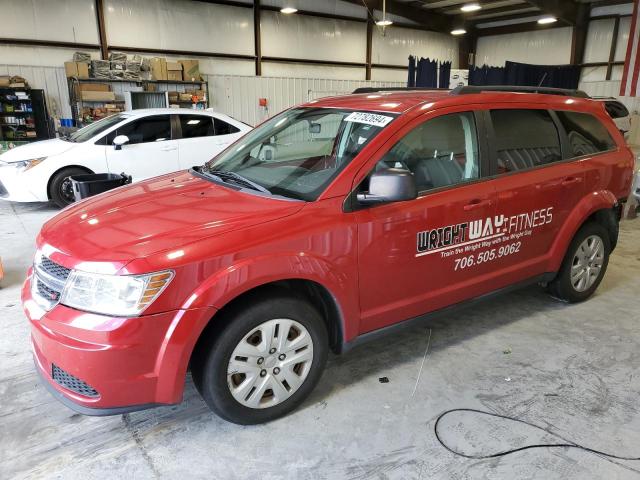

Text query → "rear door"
[485,107,586,285]
[355,108,498,333]
[104,114,180,181]
[176,115,243,169]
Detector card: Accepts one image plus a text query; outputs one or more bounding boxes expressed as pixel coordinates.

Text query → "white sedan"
[0,108,251,207]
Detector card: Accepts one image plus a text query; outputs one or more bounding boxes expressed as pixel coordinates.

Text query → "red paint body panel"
[23,91,635,411]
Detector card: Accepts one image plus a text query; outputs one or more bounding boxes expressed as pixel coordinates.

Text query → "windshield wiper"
[202,168,271,195]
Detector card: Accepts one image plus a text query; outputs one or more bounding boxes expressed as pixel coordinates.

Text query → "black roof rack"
[352,87,448,94]
[450,85,590,98]
[352,85,590,98]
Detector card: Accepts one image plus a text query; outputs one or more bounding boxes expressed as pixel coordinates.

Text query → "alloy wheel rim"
[60,178,75,203]
[571,235,604,292]
[227,318,314,409]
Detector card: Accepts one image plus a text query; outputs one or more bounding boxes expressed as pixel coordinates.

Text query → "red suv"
[23,86,634,424]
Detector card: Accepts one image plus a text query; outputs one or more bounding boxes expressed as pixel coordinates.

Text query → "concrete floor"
[2,200,640,480]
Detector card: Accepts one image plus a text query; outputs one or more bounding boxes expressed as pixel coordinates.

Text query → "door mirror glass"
[113,135,130,150]
[357,168,417,205]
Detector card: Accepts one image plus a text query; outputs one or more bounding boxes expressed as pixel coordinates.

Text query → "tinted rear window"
[555,111,616,157]
[490,109,562,174]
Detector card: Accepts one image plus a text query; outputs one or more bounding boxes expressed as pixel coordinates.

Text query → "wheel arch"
[548,190,619,271]
[46,165,94,199]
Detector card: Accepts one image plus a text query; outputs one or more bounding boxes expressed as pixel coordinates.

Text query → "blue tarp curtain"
[407,56,450,88]
[469,61,581,89]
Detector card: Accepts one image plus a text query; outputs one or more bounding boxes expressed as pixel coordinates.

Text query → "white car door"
[176,114,243,169]
[104,114,180,181]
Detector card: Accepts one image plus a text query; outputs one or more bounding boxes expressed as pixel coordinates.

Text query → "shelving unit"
[0,88,50,147]
[67,77,210,127]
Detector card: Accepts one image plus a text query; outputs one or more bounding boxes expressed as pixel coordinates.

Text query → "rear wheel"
[49,167,87,208]
[192,291,328,425]
[548,222,610,302]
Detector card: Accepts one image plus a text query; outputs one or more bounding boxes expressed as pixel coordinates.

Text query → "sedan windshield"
[65,114,129,143]
[202,108,395,201]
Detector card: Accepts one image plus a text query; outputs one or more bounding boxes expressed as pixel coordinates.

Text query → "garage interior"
[2,0,640,478]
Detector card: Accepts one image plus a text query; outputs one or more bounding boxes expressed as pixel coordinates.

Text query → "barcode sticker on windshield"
[344,112,393,127]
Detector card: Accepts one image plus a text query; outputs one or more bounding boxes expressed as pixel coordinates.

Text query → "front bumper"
[0,163,47,202]
[23,274,217,414]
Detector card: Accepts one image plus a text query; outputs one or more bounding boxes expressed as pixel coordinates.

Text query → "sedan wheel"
[570,235,604,292]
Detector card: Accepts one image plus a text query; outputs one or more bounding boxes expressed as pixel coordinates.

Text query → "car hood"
[39,171,305,268]
[0,138,74,163]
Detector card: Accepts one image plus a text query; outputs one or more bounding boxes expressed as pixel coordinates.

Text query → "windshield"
[202,108,395,201]
[66,114,129,143]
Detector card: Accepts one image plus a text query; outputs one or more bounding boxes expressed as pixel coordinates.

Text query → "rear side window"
[490,109,561,173]
[214,118,240,135]
[179,115,214,138]
[555,111,616,157]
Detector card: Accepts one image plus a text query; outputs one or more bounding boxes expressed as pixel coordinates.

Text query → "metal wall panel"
[261,11,367,63]
[104,0,254,55]
[580,80,640,112]
[615,16,632,62]
[584,19,616,63]
[0,45,100,67]
[261,62,365,80]
[207,75,404,126]
[371,26,458,67]
[0,0,99,43]
[476,27,573,67]
[261,0,367,19]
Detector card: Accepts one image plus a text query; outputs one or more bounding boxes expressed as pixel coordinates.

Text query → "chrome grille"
[52,364,99,398]
[32,255,70,311]
[39,257,71,281]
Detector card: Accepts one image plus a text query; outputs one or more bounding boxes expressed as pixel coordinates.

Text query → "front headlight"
[14,157,46,172]
[60,270,174,316]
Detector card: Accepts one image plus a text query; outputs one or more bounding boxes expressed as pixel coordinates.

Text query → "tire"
[548,222,610,303]
[192,290,329,425]
[49,167,87,208]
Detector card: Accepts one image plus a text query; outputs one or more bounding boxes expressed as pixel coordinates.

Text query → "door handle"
[463,198,492,211]
[561,176,582,186]
[160,146,177,152]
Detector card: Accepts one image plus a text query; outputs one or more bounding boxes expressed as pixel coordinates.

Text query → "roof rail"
[352,87,448,94]
[450,85,590,98]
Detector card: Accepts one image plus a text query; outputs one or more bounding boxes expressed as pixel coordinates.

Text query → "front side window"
[555,110,616,157]
[371,111,479,192]
[103,115,171,145]
[202,108,394,200]
[180,115,214,138]
[491,109,561,173]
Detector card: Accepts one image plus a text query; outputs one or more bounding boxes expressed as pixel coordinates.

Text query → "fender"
[181,251,359,342]
[547,190,617,272]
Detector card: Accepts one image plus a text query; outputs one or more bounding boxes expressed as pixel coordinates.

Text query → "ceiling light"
[537,16,557,24]
[280,6,298,14]
[376,19,393,26]
[451,28,467,35]
[461,3,481,12]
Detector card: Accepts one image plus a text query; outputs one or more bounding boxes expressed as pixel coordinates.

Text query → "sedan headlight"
[60,270,174,316]
[14,157,46,171]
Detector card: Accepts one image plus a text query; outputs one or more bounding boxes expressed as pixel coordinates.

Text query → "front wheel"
[49,167,86,208]
[192,292,328,425]
[548,222,610,302]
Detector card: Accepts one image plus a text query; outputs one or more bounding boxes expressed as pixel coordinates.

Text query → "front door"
[355,110,498,334]
[105,114,180,181]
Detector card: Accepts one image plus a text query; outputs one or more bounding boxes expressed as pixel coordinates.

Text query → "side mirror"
[357,168,417,205]
[113,135,130,151]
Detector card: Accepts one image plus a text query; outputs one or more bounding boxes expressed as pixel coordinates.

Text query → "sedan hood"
[40,171,305,266]
[0,138,74,163]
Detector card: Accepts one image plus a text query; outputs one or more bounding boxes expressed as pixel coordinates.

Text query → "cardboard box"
[167,70,183,81]
[81,83,111,92]
[166,62,182,72]
[179,59,200,82]
[64,62,89,78]
[81,90,116,102]
[150,57,167,81]
[179,93,193,102]
[0,76,9,87]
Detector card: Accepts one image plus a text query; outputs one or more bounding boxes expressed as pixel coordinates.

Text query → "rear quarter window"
[555,111,616,158]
